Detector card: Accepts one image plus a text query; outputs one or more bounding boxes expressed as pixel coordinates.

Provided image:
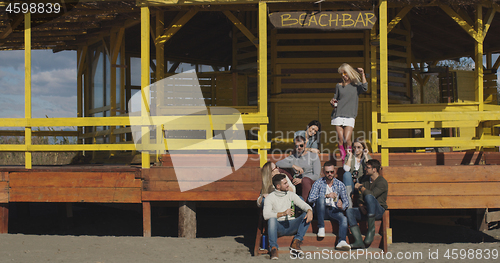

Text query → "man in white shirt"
[263,173,313,260]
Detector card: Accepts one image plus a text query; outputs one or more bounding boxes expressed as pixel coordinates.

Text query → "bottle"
[261,234,267,250]
[290,201,295,219]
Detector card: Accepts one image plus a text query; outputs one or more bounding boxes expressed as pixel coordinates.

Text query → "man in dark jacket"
[346,159,388,249]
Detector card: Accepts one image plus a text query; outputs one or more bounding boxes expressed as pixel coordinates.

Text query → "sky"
[0,50,77,119]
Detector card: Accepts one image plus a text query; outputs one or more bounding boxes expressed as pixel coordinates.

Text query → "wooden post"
[24,12,32,169]
[156,10,165,163]
[258,1,268,167]
[379,0,389,167]
[475,208,488,232]
[178,201,196,238]
[141,6,151,169]
[370,24,378,153]
[382,210,390,252]
[0,204,7,234]
[475,4,484,112]
[232,72,238,106]
[143,201,151,237]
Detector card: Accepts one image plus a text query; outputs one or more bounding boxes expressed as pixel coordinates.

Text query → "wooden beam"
[379,0,388,166]
[454,5,475,28]
[24,12,31,170]
[101,36,111,62]
[168,61,180,73]
[439,5,480,42]
[155,9,198,45]
[377,5,413,39]
[142,191,259,201]
[141,6,151,169]
[223,10,258,48]
[482,6,497,39]
[77,46,88,76]
[475,4,484,112]
[143,202,151,237]
[0,204,7,234]
[371,24,378,153]
[111,28,125,64]
[258,1,268,167]
[493,54,500,70]
[0,14,23,39]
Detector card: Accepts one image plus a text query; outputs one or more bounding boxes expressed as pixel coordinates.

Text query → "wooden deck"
[0,152,499,240]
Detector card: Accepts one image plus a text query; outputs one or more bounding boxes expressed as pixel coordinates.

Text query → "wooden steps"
[255,211,389,256]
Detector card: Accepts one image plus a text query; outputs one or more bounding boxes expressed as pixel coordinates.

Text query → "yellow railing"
[376,103,500,149]
[0,113,270,152]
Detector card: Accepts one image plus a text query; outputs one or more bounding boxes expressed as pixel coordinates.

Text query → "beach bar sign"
[269,11,377,30]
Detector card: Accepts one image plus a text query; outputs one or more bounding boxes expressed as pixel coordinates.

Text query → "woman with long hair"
[330,63,368,160]
[294,120,321,154]
[343,137,371,208]
[257,161,295,207]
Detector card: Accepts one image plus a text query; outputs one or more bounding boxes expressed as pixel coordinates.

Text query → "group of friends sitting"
[258,133,388,260]
[257,63,388,259]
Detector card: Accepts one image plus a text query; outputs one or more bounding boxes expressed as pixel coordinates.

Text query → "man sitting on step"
[307,161,351,251]
[263,173,314,260]
[346,159,388,249]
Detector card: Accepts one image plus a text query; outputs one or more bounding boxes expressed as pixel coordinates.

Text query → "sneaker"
[270,247,279,260]
[317,227,326,237]
[335,240,351,251]
[290,238,303,252]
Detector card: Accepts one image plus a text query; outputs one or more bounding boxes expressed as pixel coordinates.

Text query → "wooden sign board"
[269,11,377,30]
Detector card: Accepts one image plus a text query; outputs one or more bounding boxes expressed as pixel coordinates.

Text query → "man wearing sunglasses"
[276,136,321,202]
[307,161,350,251]
[346,159,388,249]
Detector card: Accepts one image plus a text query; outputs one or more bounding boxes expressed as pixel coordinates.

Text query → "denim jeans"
[267,212,310,249]
[314,195,348,241]
[346,194,385,227]
[342,171,354,188]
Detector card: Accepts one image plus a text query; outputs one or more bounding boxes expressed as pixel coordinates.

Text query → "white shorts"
[331,117,355,128]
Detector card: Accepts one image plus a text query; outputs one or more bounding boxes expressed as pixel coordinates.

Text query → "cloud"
[0,50,76,72]
[32,68,77,97]
[0,50,77,97]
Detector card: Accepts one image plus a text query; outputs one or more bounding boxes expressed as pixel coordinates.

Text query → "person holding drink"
[343,137,371,208]
[307,162,350,250]
[330,63,368,161]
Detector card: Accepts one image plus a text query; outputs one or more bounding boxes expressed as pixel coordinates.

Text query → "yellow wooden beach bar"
[1,0,500,253]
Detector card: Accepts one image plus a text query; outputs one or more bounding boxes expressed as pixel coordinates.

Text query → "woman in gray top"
[330,63,368,161]
[293,120,321,154]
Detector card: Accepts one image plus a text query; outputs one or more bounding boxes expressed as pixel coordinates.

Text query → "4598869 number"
[6,3,61,14]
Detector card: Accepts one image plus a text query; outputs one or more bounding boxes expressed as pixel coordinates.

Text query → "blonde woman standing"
[330,63,368,161]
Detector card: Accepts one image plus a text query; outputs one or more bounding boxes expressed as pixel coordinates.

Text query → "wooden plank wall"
[384,166,500,209]
[270,31,370,152]
[215,73,248,106]
[484,72,498,104]
[0,172,8,204]
[7,170,142,203]
[144,154,263,201]
[387,15,412,103]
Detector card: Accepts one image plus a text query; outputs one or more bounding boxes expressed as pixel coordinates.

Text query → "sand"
[0,203,499,262]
